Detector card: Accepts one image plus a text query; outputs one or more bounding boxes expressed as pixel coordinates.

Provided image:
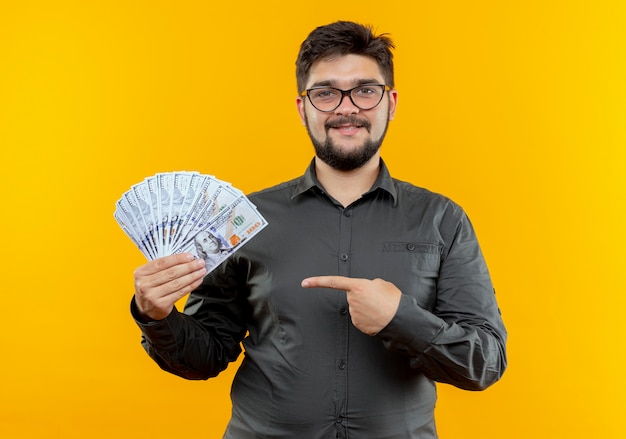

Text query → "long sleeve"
[131,260,250,380]
[376,208,507,391]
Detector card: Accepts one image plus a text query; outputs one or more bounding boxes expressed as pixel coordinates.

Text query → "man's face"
[297,54,398,171]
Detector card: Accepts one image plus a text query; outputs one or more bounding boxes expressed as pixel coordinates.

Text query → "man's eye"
[355,86,376,95]
[313,89,337,99]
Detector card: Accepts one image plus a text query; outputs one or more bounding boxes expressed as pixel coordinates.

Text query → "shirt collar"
[292,158,398,205]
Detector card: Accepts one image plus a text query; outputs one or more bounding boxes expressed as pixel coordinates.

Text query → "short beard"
[306,115,389,171]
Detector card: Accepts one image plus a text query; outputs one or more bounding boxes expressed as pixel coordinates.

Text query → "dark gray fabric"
[133,158,507,438]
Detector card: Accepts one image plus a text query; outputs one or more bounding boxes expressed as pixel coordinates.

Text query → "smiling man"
[299,54,395,173]
[130,21,507,439]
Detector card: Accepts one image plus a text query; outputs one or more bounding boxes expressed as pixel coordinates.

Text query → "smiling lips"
[326,117,370,134]
[334,124,361,135]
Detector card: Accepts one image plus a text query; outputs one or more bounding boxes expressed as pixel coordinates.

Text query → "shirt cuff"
[129,296,160,325]
[375,293,444,355]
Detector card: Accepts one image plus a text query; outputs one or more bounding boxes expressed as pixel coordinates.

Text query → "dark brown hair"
[295,21,395,93]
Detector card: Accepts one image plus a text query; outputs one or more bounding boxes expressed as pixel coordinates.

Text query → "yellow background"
[1,1,625,438]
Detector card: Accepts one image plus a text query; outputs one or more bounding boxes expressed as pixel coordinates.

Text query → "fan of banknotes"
[114,171,268,274]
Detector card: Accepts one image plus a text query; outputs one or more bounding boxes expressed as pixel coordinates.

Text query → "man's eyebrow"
[308,78,383,88]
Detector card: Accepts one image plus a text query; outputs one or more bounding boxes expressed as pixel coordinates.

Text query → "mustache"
[325,116,371,131]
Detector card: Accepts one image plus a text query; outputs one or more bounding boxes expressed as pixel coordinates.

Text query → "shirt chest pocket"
[382,242,442,311]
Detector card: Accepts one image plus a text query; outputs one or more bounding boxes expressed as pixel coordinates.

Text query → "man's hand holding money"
[133,253,207,321]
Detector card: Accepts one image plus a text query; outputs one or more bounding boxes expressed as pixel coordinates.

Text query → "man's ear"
[296,96,307,126]
[388,89,398,121]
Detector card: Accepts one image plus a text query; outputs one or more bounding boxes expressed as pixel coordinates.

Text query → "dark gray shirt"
[133,159,507,439]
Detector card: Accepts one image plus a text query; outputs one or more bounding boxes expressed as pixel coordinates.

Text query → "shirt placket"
[335,206,353,438]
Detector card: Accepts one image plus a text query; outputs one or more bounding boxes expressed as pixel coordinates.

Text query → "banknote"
[119,191,157,259]
[114,209,152,260]
[114,171,268,275]
[176,181,242,246]
[131,181,159,257]
[174,195,268,272]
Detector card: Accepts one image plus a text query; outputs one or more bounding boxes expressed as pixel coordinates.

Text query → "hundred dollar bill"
[207,196,267,248]
[175,195,268,274]
[127,189,159,259]
[172,178,241,253]
[125,188,160,259]
[167,172,199,251]
[131,180,159,257]
[156,172,175,255]
[193,182,241,229]
[115,196,156,260]
[114,209,153,260]
[115,171,268,268]
[144,175,162,256]
[167,171,196,254]
[170,174,218,252]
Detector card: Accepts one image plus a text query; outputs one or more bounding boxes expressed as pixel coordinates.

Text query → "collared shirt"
[133,159,507,439]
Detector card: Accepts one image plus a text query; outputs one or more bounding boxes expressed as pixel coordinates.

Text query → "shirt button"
[340,307,348,315]
[343,210,351,217]
[407,243,416,251]
[340,253,349,261]
[338,360,346,370]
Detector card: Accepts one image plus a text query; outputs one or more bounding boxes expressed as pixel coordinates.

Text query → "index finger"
[136,252,196,276]
[301,276,356,290]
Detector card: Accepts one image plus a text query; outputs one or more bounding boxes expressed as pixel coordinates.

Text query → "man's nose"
[334,92,360,116]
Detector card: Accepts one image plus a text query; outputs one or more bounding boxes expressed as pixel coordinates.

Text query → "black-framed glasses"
[300,84,391,112]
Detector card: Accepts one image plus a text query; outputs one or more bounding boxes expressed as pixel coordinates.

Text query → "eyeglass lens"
[307,85,386,112]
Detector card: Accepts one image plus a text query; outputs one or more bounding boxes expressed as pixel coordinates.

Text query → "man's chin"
[314,142,380,171]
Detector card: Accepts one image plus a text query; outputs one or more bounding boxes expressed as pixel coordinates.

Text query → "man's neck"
[314,155,381,207]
